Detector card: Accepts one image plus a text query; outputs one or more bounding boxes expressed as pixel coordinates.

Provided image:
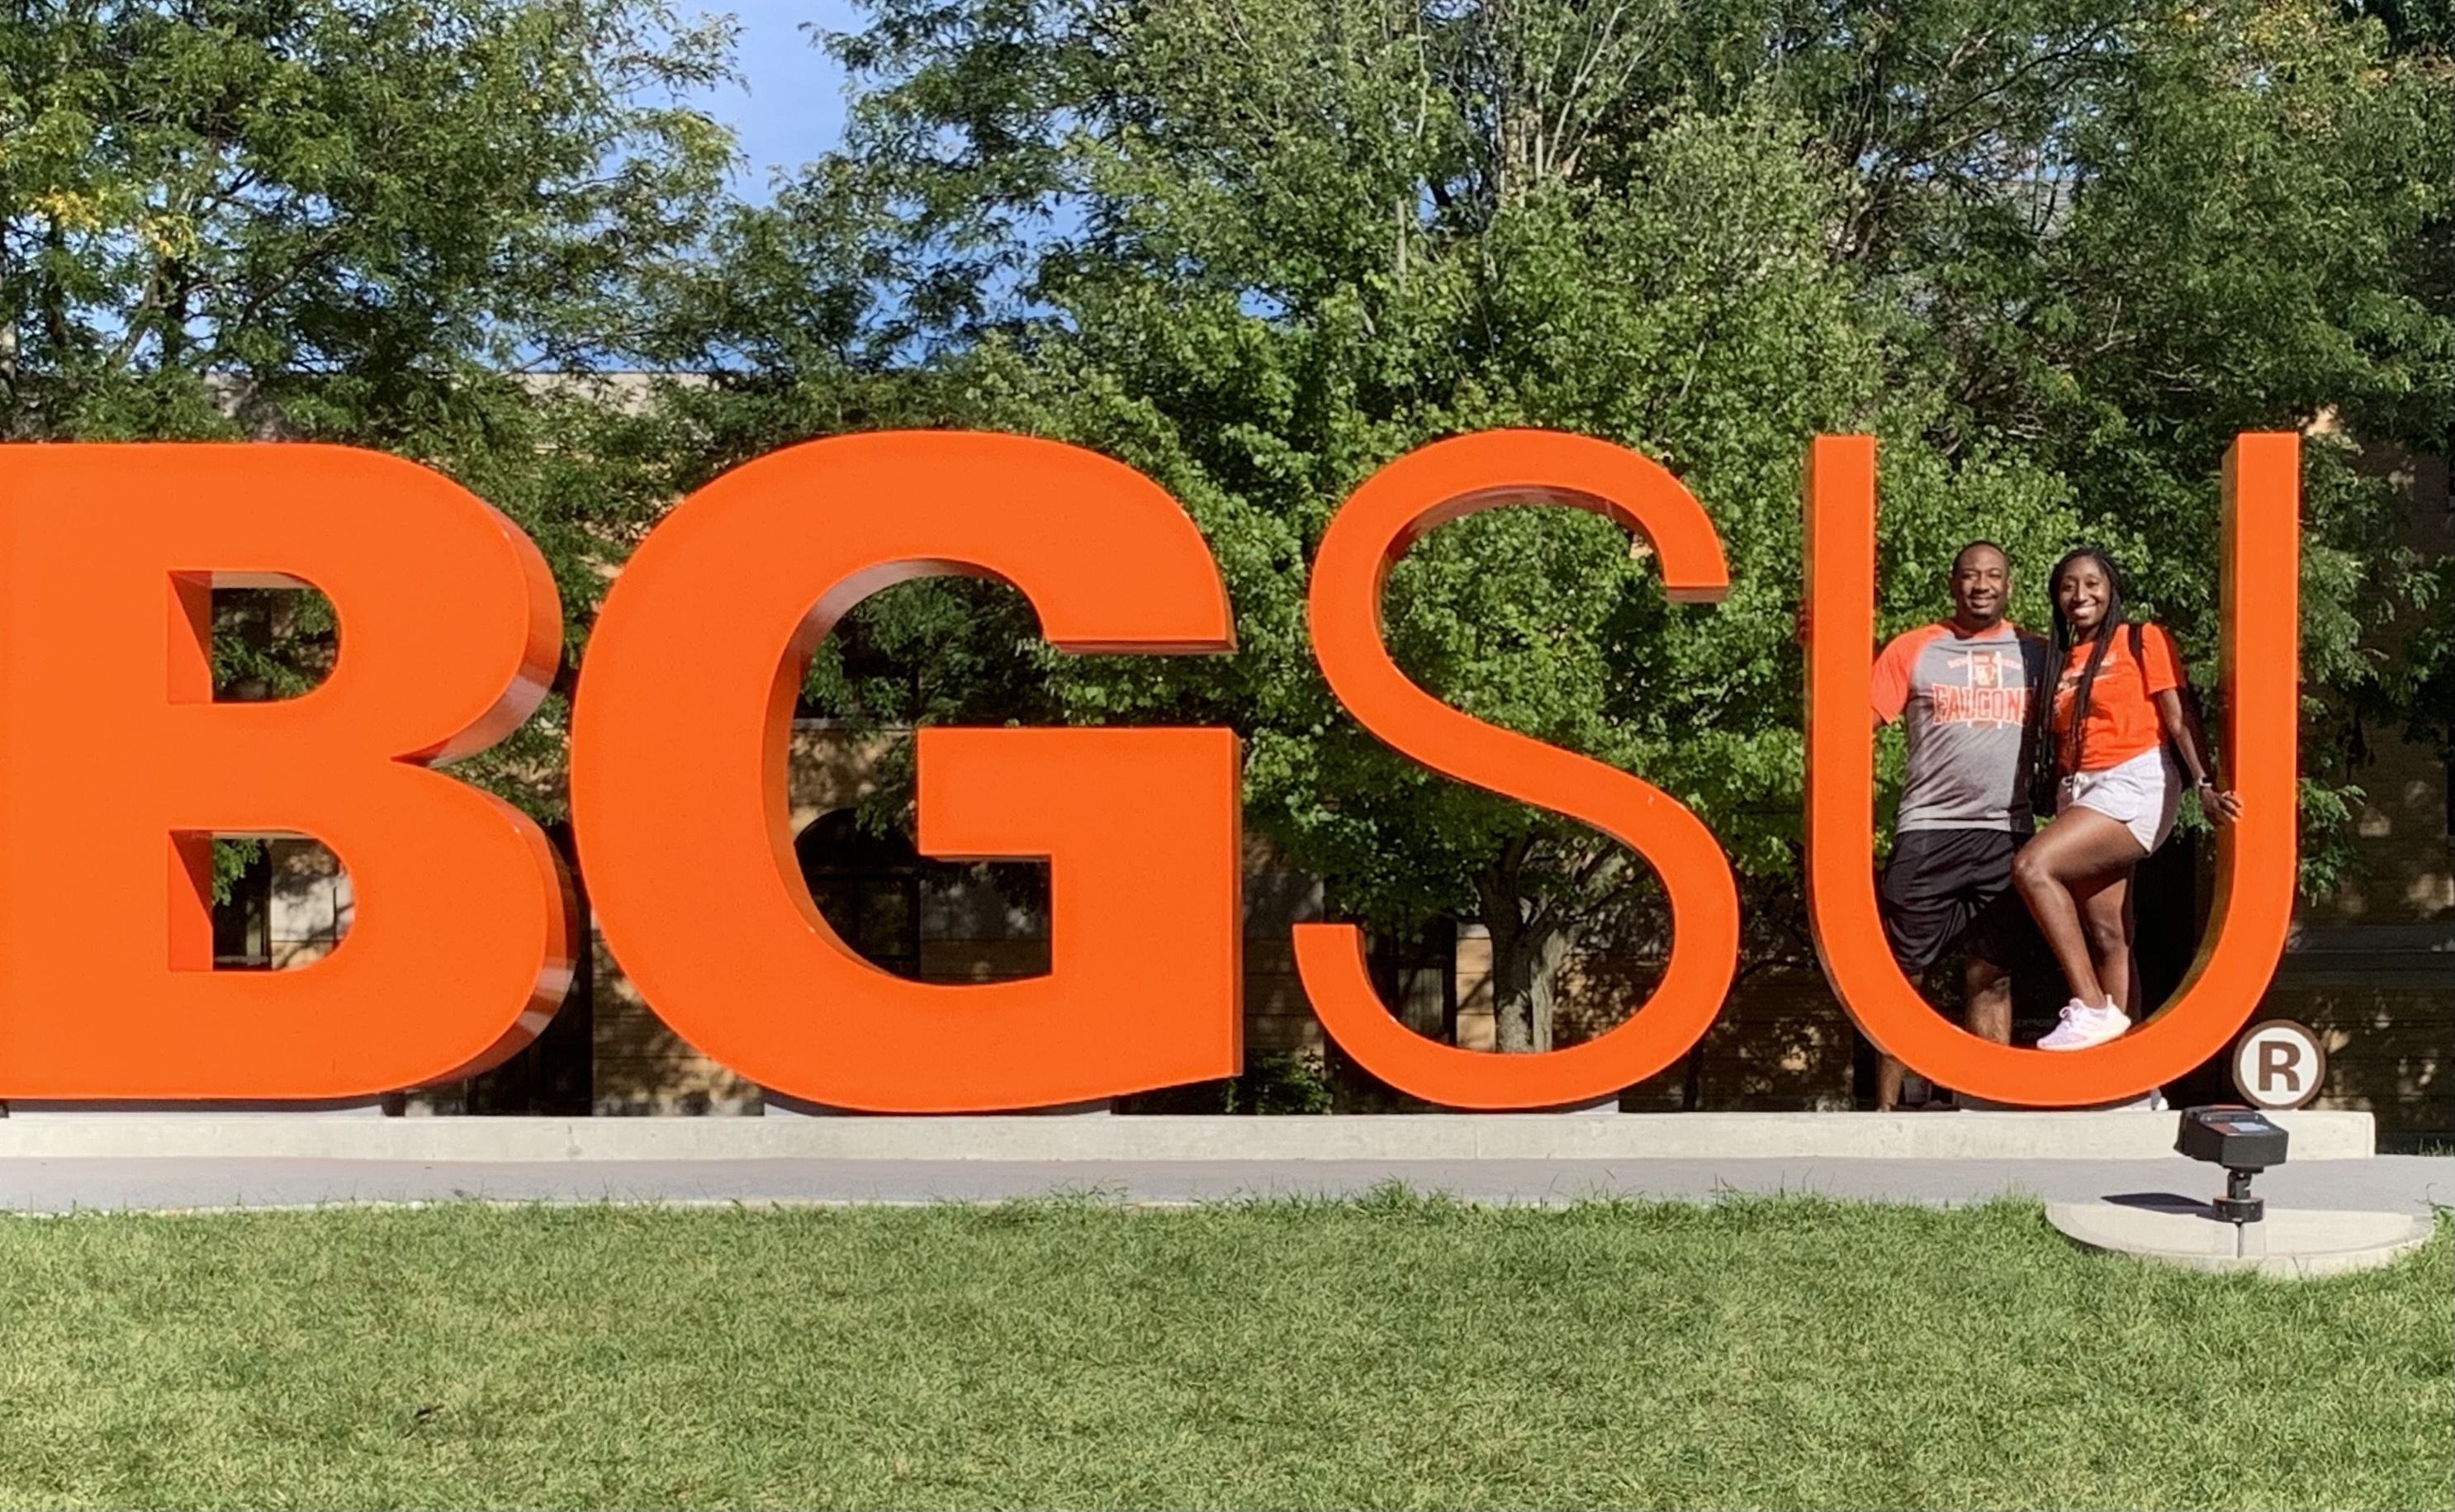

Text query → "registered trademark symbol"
[2231,1020,2326,1110]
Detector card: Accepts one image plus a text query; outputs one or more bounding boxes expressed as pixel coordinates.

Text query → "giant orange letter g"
[569,432,1242,1111]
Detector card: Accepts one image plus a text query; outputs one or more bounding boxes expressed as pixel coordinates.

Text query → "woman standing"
[2011,549,2241,1050]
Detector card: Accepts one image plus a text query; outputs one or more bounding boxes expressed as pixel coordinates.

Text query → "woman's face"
[2056,558,2111,634]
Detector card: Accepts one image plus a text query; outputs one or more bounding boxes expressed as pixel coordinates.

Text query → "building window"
[794,809,922,977]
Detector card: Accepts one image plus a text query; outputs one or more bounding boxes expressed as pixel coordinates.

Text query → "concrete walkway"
[7,1154,2449,1215]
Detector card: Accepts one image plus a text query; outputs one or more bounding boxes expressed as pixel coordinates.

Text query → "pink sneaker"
[2039,998,2131,1050]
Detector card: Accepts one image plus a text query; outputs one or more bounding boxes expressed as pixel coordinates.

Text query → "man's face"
[1950,547,2011,627]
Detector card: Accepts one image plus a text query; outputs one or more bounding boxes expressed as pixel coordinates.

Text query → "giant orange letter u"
[0,445,575,1098]
[1803,434,2300,1105]
[1293,431,1742,1108]
[569,432,1241,1111]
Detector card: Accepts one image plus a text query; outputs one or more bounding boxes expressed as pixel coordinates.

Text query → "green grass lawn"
[0,1194,2445,1510]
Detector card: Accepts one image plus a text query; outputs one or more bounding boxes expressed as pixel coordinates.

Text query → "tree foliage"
[678,0,2447,1049]
[1,0,733,433]
[1,0,740,820]
[11,0,2443,1051]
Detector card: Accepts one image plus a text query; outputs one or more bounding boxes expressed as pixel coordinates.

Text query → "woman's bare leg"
[2078,874,2133,1014]
[2123,887,2143,1014]
[2011,808,2146,1007]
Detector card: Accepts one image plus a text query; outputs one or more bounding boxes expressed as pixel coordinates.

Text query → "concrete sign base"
[0,1108,2378,1162]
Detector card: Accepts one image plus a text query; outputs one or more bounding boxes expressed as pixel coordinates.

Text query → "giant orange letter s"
[1803,434,2300,1105]
[0,445,575,1098]
[1294,431,1742,1108]
[568,432,1241,1112]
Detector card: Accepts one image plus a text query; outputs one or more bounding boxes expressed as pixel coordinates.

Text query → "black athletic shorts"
[1877,828,2036,976]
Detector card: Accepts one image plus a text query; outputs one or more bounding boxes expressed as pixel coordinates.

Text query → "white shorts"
[2058,747,2179,854]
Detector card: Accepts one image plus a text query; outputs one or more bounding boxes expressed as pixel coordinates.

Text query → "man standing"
[1866,542,2049,1109]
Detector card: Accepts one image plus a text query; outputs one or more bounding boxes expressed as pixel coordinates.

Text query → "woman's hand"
[2197,780,2242,826]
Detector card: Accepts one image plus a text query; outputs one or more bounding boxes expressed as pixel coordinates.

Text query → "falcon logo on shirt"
[1932,649,2029,728]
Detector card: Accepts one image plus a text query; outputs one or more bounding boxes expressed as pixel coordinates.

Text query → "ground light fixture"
[2175,1106,2289,1226]
[2052,1106,2422,1275]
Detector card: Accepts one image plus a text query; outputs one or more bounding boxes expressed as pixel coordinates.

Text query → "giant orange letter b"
[0,445,575,1098]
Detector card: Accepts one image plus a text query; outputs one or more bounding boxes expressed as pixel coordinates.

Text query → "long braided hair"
[2030,547,2129,795]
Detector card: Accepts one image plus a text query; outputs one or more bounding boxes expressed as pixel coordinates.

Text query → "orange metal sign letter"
[1293,431,1742,1108]
[0,445,575,1098]
[569,432,1241,1111]
[1803,434,2300,1105]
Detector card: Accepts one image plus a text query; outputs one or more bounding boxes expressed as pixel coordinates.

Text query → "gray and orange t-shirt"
[1871,621,2050,832]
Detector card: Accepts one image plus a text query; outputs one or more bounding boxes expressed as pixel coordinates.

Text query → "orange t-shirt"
[2052,621,2182,772]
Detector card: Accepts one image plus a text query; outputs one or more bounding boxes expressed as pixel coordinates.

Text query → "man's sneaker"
[2038,998,2131,1050]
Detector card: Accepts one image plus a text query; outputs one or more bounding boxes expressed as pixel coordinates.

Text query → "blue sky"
[694,1,866,200]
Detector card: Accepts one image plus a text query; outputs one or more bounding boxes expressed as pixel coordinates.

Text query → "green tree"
[693,0,2449,1055]
[710,0,2075,1055]
[1672,0,2453,888]
[1,0,740,827]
